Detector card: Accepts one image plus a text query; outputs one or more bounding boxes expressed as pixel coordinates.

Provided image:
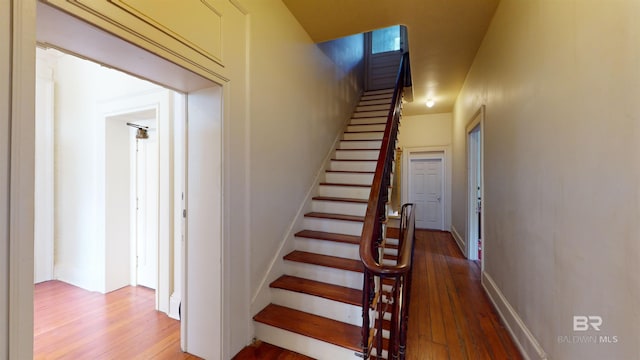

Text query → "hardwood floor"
[405,230,522,360]
[34,281,200,359]
[240,230,523,359]
[35,230,521,359]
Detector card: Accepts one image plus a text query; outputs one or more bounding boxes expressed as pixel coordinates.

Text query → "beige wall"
[245,0,364,320]
[399,113,452,148]
[398,113,452,228]
[453,1,640,359]
[0,1,10,356]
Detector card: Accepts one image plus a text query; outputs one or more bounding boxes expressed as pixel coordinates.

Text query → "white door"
[136,127,158,289]
[409,157,444,230]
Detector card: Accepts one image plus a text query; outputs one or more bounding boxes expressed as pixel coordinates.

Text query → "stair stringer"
[249,103,361,321]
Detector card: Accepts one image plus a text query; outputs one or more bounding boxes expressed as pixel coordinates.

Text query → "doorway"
[409,155,444,230]
[466,106,484,262]
[132,118,159,290]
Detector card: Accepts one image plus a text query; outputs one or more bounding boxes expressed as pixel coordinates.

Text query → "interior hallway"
[34,230,522,359]
[406,230,522,359]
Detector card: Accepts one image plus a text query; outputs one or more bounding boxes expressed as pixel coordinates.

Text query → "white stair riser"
[330,160,377,171]
[284,261,363,289]
[304,217,363,236]
[318,185,371,199]
[370,347,389,359]
[254,323,361,360]
[347,124,386,132]
[335,149,380,160]
[312,200,367,217]
[325,172,373,185]
[294,238,360,260]
[361,93,393,101]
[359,99,391,107]
[386,238,399,246]
[383,247,398,256]
[271,289,363,326]
[350,117,387,125]
[339,140,382,149]
[343,132,383,141]
[356,104,390,112]
[364,88,394,96]
[353,110,389,118]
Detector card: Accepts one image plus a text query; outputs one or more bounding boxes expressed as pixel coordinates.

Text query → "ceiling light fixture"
[426,98,435,108]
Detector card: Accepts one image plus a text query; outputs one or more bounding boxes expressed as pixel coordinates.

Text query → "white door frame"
[466,106,485,263]
[34,52,55,283]
[101,90,173,312]
[7,1,37,358]
[402,146,451,231]
[10,1,245,358]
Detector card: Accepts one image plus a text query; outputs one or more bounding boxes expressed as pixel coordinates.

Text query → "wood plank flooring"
[34,281,200,359]
[405,230,522,360]
[35,230,522,359]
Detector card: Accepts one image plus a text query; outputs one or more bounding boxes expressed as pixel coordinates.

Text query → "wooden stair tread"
[294,230,360,245]
[312,196,368,204]
[344,130,384,133]
[284,251,364,273]
[325,170,375,174]
[387,227,400,238]
[319,182,371,188]
[335,148,380,151]
[254,304,361,352]
[331,158,377,162]
[304,212,364,222]
[270,275,362,306]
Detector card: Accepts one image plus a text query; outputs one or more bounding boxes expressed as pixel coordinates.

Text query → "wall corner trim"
[481,272,548,360]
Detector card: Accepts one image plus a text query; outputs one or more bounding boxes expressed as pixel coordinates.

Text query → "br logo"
[573,316,602,331]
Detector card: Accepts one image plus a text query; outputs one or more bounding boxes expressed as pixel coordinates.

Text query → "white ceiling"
[283,0,500,115]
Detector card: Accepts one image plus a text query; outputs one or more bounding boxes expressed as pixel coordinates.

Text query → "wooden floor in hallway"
[35,230,522,359]
[34,281,200,360]
[405,230,522,360]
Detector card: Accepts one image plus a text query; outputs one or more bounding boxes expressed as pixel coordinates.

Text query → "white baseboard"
[169,292,181,320]
[450,225,466,256]
[481,272,548,360]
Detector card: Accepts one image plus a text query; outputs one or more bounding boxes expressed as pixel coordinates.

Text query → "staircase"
[253,88,399,359]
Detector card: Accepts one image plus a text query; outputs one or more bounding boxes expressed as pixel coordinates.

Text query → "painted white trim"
[482,272,548,360]
[9,0,37,358]
[34,52,55,283]
[465,105,485,263]
[450,225,466,255]
[401,145,451,231]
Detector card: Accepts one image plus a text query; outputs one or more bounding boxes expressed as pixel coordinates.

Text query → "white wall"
[104,117,132,292]
[452,1,640,359]
[245,0,364,314]
[52,53,164,292]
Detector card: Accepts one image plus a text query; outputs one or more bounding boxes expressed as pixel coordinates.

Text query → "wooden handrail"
[358,52,416,360]
[359,52,412,275]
